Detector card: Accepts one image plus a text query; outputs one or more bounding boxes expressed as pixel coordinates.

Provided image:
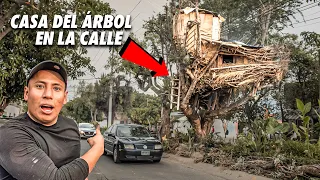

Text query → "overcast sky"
[66,0,320,100]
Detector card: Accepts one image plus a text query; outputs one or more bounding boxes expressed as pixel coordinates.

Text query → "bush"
[281,140,320,164]
[222,133,257,157]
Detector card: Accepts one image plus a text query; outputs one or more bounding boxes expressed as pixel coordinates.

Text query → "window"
[116,126,151,137]
[111,126,117,134]
[106,125,113,134]
[223,55,234,63]
[79,123,94,129]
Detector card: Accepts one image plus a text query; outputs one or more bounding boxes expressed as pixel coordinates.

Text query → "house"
[170,7,289,112]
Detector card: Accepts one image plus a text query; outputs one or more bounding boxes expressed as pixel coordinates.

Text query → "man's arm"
[0,125,102,180]
[81,124,104,173]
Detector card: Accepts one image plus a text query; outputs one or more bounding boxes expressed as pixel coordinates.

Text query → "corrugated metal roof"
[179,7,219,17]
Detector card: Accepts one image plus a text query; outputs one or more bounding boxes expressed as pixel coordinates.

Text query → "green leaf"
[299,126,307,133]
[314,109,320,119]
[302,116,310,127]
[280,123,290,133]
[292,123,301,137]
[304,102,312,114]
[296,99,305,114]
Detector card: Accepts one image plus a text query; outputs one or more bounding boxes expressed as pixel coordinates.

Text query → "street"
[80,140,271,180]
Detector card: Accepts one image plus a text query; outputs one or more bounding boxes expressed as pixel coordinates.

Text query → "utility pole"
[318,48,320,100]
[108,47,114,128]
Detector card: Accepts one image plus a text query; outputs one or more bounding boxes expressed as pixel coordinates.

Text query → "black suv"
[103,124,163,163]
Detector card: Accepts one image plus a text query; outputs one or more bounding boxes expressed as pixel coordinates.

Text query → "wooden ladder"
[170,76,181,110]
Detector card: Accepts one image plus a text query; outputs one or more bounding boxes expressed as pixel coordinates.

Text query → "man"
[0,60,104,180]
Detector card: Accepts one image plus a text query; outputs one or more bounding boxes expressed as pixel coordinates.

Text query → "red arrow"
[119,37,169,77]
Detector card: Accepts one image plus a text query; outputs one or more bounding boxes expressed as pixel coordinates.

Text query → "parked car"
[103,124,163,163]
[78,123,96,138]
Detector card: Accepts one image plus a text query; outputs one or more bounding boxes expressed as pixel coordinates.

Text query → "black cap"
[26,60,68,86]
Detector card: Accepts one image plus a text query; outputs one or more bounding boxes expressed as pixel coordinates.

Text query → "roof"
[213,39,263,49]
[179,7,219,17]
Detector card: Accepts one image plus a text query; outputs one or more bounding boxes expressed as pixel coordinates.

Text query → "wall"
[3,104,23,118]
[172,116,238,142]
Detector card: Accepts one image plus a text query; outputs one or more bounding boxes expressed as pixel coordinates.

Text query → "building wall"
[3,104,23,118]
[172,117,238,142]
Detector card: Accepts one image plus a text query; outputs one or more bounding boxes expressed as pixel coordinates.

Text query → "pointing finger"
[95,124,101,135]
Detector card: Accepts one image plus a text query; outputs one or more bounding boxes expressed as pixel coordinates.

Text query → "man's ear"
[24,86,29,101]
[63,90,68,105]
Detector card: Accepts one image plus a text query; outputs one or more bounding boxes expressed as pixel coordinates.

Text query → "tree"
[128,92,161,127]
[113,1,187,139]
[275,32,320,110]
[75,74,134,123]
[0,0,113,111]
[200,0,309,45]
[61,97,92,123]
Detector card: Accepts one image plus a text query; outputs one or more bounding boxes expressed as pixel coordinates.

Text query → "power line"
[288,20,320,28]
[298,3,319,12]
[221,1,291,34]
[221,2,320,34]
[131,13,141,24]
[297,1,319,11]
[308,9,320,16]
[291,15,320,25]
[129,0,142,15]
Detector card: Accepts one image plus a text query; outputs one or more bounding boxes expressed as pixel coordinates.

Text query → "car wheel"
[153,159,161,163]
[113,145,121,163]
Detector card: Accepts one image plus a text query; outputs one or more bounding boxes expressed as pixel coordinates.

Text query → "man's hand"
[87,123,104,155]
[80,123,104,174]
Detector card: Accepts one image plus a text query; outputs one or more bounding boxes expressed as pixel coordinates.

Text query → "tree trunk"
[93,109,97,122]
[279,82,285,122]
[90,109,93,122]
[0,98,10,112]
[192,117,204,137]
[160,102,171,140]
[260,3,272,46]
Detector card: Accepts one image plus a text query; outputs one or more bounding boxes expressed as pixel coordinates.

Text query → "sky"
[66,0,320,101]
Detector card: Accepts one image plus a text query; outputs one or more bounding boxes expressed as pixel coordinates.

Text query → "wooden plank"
[217,55,222,67]
[244,56,248,64]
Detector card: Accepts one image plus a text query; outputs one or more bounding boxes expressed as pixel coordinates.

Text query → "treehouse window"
[223,55,234,63]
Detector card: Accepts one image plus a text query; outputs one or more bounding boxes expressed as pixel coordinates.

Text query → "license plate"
[141,151,150,156]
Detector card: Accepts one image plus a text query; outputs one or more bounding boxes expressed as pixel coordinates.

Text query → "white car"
[78,123,96,138]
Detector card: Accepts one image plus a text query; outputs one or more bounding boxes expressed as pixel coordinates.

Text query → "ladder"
[170,76,181,110]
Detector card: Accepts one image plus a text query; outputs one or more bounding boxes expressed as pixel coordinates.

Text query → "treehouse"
[171,7,290,112]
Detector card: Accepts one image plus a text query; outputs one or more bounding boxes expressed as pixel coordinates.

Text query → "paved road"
[80,140,271,180]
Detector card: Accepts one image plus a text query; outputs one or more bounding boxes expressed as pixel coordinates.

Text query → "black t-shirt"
[0,113,89,180]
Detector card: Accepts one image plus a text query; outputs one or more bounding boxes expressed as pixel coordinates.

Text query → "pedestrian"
[0,60,104,180]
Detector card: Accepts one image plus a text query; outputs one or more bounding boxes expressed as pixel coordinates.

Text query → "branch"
[152,77,162,90]
[0,4,20,30]
[186,69,194,80]
[181,51,219,109]
[0,27,12,41]
[206,94,254,118]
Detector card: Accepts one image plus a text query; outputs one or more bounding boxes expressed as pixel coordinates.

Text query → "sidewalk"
[163,153,273,180]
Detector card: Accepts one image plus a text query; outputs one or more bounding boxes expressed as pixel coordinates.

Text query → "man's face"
[24,70,68,126]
